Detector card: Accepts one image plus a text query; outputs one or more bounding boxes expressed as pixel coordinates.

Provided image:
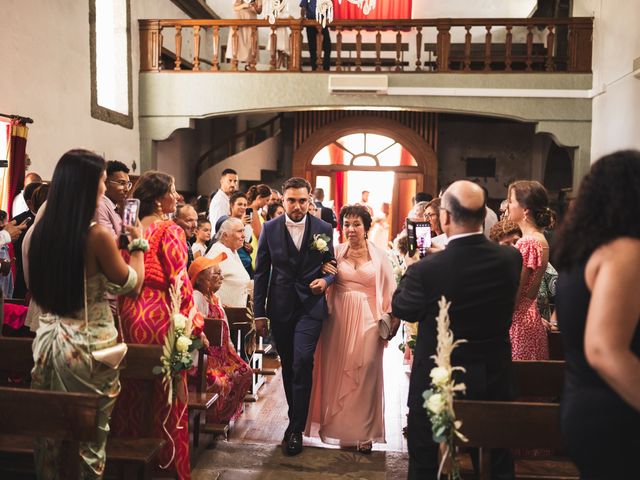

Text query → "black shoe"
[283,431,303,456]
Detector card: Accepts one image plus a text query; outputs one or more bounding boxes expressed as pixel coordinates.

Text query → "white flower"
[173,314,188,330]
[426,393,446,415]
[315,238,328,251]
[430,367,450,387]
[176,335,192,353]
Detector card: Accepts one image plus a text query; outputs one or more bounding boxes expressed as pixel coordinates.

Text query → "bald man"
[392,181,522,480]
[174,204,198,269]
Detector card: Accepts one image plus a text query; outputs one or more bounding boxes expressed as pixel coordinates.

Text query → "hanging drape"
[327,143,345,235]
[334,0,413,20]
[0,121,11,214]
[5,120,29,217]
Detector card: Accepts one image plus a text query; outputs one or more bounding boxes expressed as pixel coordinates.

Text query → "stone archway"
[292,115,438,196]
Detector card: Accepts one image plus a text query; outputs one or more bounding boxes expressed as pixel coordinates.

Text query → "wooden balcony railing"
[139,17,592,73]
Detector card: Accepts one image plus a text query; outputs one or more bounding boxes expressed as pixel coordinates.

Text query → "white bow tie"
[286,220,305,230]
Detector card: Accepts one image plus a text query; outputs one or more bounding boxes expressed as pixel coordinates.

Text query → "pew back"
[512,360,565,398]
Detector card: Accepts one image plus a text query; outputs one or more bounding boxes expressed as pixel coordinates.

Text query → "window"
[312,133,416,167]
[90,0,133,128]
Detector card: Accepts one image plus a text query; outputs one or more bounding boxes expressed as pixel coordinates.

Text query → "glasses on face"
[108,180,132,190]
[426,212,438,219]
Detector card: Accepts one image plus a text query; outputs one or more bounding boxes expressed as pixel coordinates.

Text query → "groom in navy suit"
[254,177,336,456]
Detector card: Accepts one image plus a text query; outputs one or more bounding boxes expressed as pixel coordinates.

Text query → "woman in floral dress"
[189,254,253,423]
[111,171,203,480]
[507,180,555,360]
[28,149,144,479]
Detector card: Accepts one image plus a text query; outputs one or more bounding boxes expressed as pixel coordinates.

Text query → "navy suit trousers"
[271,312,323,433]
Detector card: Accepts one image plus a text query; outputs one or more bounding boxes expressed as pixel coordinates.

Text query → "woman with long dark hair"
[554,150,640,478]
[507,180,555,360]
[110,171,203,480]
[28,149,144,478]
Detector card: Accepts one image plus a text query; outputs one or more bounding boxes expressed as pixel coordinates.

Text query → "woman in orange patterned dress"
[111,171,204,480]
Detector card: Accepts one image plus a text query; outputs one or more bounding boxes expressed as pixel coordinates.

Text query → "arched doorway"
[293,115,438,239]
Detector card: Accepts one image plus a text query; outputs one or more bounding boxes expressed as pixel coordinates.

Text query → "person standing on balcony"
[300,0,331,71]
[226,0,263,70]
[209,168,239,234]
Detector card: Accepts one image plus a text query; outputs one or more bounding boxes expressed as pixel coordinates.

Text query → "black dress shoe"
[283,431,303,456]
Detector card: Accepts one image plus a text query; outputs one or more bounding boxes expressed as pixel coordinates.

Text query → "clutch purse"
[378,313,396,341]
[91,343,128,369]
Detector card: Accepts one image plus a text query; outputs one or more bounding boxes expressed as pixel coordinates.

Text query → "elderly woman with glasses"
[206,217,251,307]
[189,254,253,424]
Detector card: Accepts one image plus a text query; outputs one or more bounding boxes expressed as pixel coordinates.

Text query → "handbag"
[378,312,398,341]
[84,270,128,369]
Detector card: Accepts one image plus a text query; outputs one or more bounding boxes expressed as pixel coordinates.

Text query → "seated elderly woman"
[205,217,251,307]
[189,254,253,424]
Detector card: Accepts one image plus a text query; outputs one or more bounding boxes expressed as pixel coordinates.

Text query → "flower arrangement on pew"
[153,277,202,404]
[423,296,468,480]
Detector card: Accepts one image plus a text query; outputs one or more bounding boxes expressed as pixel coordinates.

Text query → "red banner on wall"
[334,0,413,20]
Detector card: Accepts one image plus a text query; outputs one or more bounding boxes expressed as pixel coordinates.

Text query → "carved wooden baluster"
[336,27,343,72]
[415,26,423,71]
[375,30,382,72]
[463,25,472,71]
[212,26,220,71]
[316,25,323,71]
[484,25,492,71]
[158,25,164,69]
[355,28,362,72]
[395,30,402,72]
[435,20,451,72]
[545,25,555,71]
[231,26,239,71]
[526,25,533,71]
[249,26,258,70]
[193,25,201,71]
[174,25,182,70]
[289,21,302,72]
[270,25,277,70]
[505,25,513,71]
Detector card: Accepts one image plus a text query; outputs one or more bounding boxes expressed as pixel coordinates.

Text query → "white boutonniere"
[310,233,330,253]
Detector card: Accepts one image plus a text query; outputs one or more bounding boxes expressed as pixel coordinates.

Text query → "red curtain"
[7,121,28,217]
[334,0,413,20]
[327,143,345,235]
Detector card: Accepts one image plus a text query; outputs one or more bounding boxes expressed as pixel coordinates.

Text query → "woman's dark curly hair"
[339,204,372,232]
[131,171,174,218]
[553,150,640,270]
[508,180,556,229]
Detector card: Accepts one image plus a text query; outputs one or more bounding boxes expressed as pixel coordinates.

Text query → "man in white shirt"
[208,168,239,233]
[12,172,42,217]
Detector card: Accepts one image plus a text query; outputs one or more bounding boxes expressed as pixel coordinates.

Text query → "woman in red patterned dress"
[507,180,555,360]
[111,171,203,479]
[188,255,253,424]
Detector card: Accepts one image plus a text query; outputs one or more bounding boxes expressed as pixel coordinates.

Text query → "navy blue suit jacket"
[253,214,336,323]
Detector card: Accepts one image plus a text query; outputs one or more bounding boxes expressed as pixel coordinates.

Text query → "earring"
[365,232,368,240]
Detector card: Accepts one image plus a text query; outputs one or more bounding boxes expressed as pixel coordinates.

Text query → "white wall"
[574,0,640,160]
[0,0,188,180]
[197,133,280,195]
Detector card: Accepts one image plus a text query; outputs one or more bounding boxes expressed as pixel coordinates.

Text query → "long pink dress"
[510,236,549,360]
[305,241,396,446]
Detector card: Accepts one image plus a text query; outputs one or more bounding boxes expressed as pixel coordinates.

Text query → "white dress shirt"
[285,213,306,250]
[445,230,484,245]
[12,192,28,217]
[208,189,230,233]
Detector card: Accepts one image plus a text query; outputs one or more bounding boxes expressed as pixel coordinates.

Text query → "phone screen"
[406,220,431,258]
[123,199,140,227]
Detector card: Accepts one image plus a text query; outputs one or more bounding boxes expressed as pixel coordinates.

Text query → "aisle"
[192,335,411,479]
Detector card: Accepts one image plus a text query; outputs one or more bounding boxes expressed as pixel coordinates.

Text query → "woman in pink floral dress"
[507,181,555,360]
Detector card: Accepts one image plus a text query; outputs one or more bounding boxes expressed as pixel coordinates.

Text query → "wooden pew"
[454,399,579,480]
[548,330,564,360]
[512,360,565,399]
[0,338,166,478]
[191,318,223,447]
[225,307,276,402]
[0,387,101,479]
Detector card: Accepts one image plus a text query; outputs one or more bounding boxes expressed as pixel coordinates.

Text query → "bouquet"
[153,277,203,405]
[422,296,468,479]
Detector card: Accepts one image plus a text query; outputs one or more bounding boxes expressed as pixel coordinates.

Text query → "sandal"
[356,440,373,454]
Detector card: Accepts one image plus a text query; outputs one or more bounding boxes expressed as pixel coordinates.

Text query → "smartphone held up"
[119,198,140,249]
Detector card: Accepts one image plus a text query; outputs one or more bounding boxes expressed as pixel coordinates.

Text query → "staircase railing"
[196,113,283,177]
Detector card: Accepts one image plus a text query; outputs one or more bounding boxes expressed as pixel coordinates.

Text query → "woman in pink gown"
[306,205,396,453]
[507,180,555,360]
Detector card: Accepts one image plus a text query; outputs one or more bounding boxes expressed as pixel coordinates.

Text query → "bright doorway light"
[346,170,394,217]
